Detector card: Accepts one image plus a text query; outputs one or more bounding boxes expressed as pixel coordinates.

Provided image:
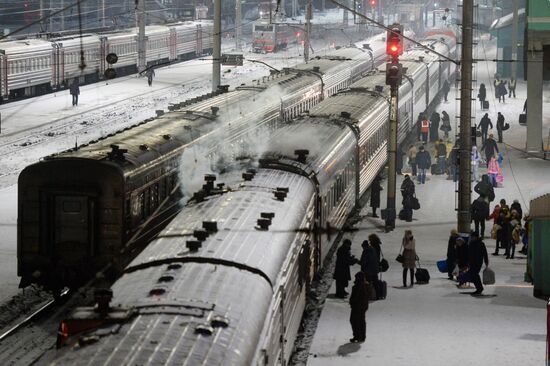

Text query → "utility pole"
[102,0,106,28]
[60,0,65,31]
[510,0,518,80]
[344,0,349,26]
[384,24,404,231]
[136,0,146,73]
[212,0,221,91]
[304,0,312,63]
[235,0,241,50]
[457,0,473,236]
[49,0,53,31]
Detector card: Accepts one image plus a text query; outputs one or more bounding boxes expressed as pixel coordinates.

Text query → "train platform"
[306,37,549,365]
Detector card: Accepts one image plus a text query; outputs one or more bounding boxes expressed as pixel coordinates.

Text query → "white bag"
[482,267,495,285]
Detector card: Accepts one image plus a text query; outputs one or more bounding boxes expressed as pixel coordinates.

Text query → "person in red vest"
[420,117,430,143]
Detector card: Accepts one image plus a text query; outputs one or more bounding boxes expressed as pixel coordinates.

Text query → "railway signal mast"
[384,23,404,231]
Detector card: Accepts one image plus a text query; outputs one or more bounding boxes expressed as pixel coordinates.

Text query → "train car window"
[139,192,145,220]
[63,200,82,213]
[151,183,159,211]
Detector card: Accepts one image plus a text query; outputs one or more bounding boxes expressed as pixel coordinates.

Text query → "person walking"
[474,174,495,203]
[407,144,418,177]
[436,139,447,174]
[360,240,379,285]
[510,199,523,219]
[146,68,156,86]
[442,79,450,102]
[430,111,441,142]
[333,239,358,298]
[415,145,431,184]
[494,211,511,256]
[471,146,481,182]
[480,134,499,167]
[401,230,416,287]
[496,112,506,143]
[467,232,489,295]
[448,143,459,182]
[440,111,451,139]
[396,145,405,175]
[477,113,493,145]
[508,78,516,98]
[400,175,415,222]
[471,196,490,238]
[487,156,499,188]
[447,229,460,280]
[478,83,487,109]
[370,177,383,217]
[70,79,80,106]
[498,80,507,103]
[420,116,430,143]
[349,272,369,343]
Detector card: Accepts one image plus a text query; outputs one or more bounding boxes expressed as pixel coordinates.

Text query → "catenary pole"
[235,0,242,50]
[212,0,221,91]
[457,0,473,235]
[136,0,146,73]
[304,0,312,63]
[511,0,518,80]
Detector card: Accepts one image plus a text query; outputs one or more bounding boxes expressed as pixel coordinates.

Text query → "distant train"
[0,21,213,101]
[17,37,390,293]
[53,30,456,365]
[252,19,297,53]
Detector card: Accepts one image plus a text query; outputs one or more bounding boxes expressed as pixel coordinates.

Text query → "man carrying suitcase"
[467,232,489,295]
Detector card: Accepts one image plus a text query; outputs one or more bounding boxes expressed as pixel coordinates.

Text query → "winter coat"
[478,115,493,131]
[498,81,507,96]
[510,202,523,218]
[481,138,499,159]
[488,205,501,224]
[415,150,431,169]
[447,234,459,263]
[440,113,451,132]
[69,82,80,95]
[468,238,488,273]
[402,236,416,269]
[333,244,356,281]
[401,177,415,198]
[488,158,499,175]
[443,80,450,93]
[474,175,495,202]
[370,181,382,208]
[360,245,379,276]
[509,79,516,90]
[349,281,369,311]
[455,242,468,269]
[430,112,440,133]
[496,114,505,131]
[407,146,418,163]
[436,142,447,157]
[471,147,481,167]
[478,85,486,101]
[471,198,490,221]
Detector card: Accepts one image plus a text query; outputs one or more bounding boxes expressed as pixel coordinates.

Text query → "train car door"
[0,53,7,99]
[53,195,95,261]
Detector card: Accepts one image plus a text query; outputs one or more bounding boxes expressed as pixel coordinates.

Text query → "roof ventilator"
[193,229,209,241]
[217,85,229,92]
[374,85,384,93]
[312,66,320,72]
[274,187,288,201]
[155,110,164,117]
[211,106,219,116]
[203,174,216,193]
[195,324,214,336]
[340,111,351,119]
[107,144,128,162]
[139,144,149,151]
[211,316,230,328]
[256,218,272,230]
[202,221,218,232]
[162,134,171,140]
[261,212,275,219]
[94,288,113,317]
[217,183,225,190]
[186,240,202,252]
[294,149,309,163]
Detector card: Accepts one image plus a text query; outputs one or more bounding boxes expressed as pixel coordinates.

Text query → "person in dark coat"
[370,177,383,218]
[474,174,495,203]
[448,144,459,183]
[360,240,379,284]
[467,232,489,295]
[447,229,460,280]
[440,111,451,139]
[435,139,447,174]
[333,239,358,298]
[69,79,80,106]
[430,112,441,142]
[415,145,431,184]
[478,83,487,109]
[401,230,416,287]
[349,271,369,343]
[455,237,468,271]
[396,145,405,175]
[471,196,490,238]
[146,68,156,86]
[493,211,511,256]
[477,113,493,145]
[480,134,499,167]
[498,80,507,103]
[496,112,505,143]
[400,175,415,222]
[510,199,523,219]
[368,233,382,263]
[442,79,450,102]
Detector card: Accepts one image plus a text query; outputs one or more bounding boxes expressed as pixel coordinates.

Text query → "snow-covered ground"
[306,36,549,366]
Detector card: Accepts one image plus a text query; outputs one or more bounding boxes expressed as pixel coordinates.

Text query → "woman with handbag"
[401,230,417,287]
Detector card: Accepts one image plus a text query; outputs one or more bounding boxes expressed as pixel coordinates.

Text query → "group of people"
[418,111,452,143]
[478,113,508,144]
[333,234,384,343]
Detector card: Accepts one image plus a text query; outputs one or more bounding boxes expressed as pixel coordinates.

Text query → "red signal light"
[295,32,301,37]
[371,0,376,5]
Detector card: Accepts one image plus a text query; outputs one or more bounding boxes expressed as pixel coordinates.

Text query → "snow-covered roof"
[530,184,550,202]
[490,8,525,31]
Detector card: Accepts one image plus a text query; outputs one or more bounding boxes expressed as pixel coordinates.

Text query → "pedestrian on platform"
[401,230,417,287]
[478,83,487,109]
[333,239,358,298]
[477,113,493,145]
[471,196,489,238]
[511,199,523,219]
[436,139,447,174]
[487,156,499,188]
[442,79,450,102]
[349,271,369,343]
[498,80,507,103]
[488,203,501,227]
[508,78,516,98]
[146,68,156,86]
[370,177,383,218]
[448,143,459,182]
[493,210,510,256]
[396,145,405,175]
[467,232,489,295]
[368,233,382,265]
[430,111,441,142]
[400,175,415,222]
[496,112,506,143]
[360,240,379,284]
[420,116,430,143]
[474,174,495,203]
[70,79,80,106]
[480,134,499,167]
[407,144,418,176]
[471,146,481,182]
[415,145,431,184]
[440,111,451,139]
[447,229,460,280]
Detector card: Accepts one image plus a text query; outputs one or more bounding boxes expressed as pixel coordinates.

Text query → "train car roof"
[0,38,52,53]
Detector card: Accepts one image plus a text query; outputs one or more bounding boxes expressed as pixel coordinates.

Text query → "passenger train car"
[0,21,213,100]
[52,31,456,365]
[17,38,389,293]
[252,19,295,53]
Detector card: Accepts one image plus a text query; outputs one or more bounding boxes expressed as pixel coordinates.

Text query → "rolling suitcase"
[519,114,526,125]
[483,100,489,110]
[415,259,430,284]
[375,275,387,300]
[430,164,440,175]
